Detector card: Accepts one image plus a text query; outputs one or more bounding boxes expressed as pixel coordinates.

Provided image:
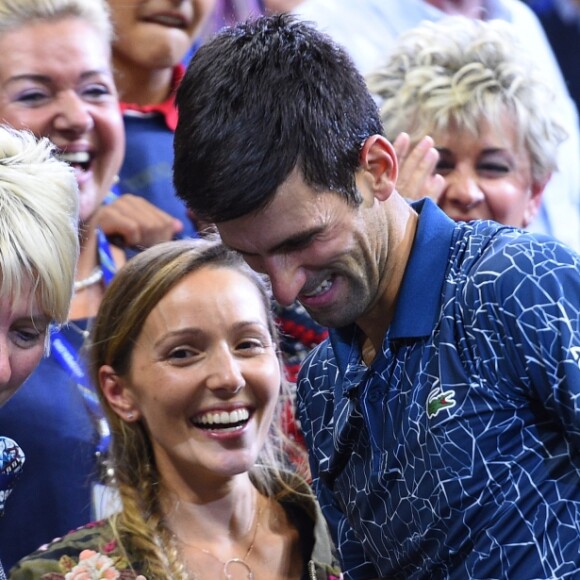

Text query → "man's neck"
[356,195,419,362]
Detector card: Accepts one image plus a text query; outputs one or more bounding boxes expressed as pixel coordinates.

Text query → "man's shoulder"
[449,223,580,311]
[451,221,576,270]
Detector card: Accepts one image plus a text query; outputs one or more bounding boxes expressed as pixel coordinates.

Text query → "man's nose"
[262,255,307,307]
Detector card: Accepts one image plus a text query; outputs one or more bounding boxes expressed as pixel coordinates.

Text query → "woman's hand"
[96,194,183,248]
[393,133,445,203]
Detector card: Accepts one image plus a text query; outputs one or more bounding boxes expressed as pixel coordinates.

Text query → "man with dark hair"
[174,14,580,580]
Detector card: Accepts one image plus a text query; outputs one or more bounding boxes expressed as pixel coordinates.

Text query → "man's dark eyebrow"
[230,225,325,258]
[267,226,325,255]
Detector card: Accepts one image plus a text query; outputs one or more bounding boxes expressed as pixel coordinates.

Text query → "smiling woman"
[366,16,568,229]
[0,0,129,571]
[10,237,342,580]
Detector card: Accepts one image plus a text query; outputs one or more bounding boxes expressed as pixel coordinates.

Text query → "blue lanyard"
[50,331,110,455]
[50,230,117,455]
[97,227,116,285]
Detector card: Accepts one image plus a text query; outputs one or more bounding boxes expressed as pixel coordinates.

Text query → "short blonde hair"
[0,0,113,45]
[0,126,79,325]
[366,16,567,182]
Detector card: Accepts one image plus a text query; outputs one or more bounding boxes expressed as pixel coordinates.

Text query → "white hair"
[0,126,79,325]
[0,0,113,46]
[367,16,567,182]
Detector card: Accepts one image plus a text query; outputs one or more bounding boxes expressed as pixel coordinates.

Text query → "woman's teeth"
[56,151,90,164]
[194,408,250,429]
[56,151,91,171]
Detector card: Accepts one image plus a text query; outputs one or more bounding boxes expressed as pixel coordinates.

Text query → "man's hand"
[96,194,184,248]
[393,133,445,203]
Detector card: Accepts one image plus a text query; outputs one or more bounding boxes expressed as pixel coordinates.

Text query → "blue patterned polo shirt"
[297,199,580,580]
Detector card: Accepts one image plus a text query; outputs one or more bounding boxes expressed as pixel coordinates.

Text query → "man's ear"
[99,365,140,423]
[359,134,398,202]
[523,175,549,228]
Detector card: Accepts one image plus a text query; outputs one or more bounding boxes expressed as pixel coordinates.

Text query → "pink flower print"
[102,539,117,554]
[64,550,120,579]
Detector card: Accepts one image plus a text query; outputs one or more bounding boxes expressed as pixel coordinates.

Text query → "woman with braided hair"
[11,237,342,580]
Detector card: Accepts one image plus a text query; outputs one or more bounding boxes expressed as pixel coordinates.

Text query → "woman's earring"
[127,412,135,421]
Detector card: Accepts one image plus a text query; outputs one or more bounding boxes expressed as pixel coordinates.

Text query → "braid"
[112,470,189,578]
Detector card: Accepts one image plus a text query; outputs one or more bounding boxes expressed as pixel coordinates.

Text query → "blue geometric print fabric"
[297,200,580,580]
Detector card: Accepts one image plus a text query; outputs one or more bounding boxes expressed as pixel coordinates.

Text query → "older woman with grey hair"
[367,16,567,230]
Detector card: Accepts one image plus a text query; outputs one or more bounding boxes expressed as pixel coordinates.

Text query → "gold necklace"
[174,495,264,580]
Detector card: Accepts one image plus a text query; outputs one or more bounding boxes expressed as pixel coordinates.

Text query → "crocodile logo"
[427,387,456,419]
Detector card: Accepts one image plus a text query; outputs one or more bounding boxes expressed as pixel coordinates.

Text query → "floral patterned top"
[9,476,343,580]
[8,520,145,579]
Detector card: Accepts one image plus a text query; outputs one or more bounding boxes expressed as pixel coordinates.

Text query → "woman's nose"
[444,171,485,209]
[53,92,95,134]
[204,347,245,394]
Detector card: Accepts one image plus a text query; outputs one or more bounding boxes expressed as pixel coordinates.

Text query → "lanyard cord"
[51,229,117,456]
